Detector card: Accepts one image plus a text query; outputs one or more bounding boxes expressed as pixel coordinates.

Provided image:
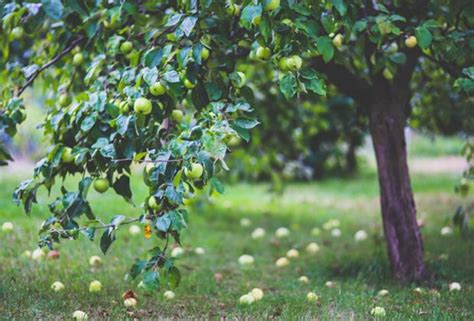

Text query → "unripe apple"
[120,41,133,55]
[32,248,45,261]
[265,0,280,11]
[164,290,176,300]
[134,97,152,115]
[114,99,129,113]
[128,224,141,236]
[306,292,319,302]
[73,53,84,66]
[251,15,261,26]
[286,248,299,259]
[62,147,75,163]
[250,288,264,301]
[72,310,88,320]
[298,276,309,284]
[286,55,303,71]
[275,257,289,267]
[12,27,24,40]
[183,78,196,89]
[47,250,60,260]
[256,46,272,60]
[332,33,343,49]
[225,4,241,16]
[171,247,184,258]
[184,163,204,179]
[171,109,184,123]
[278,57,290,71]
[51,281,65,292]
[405,36,417,48]
[239,294,254,305]
[89,255,102,267]
[383,68,394,80]
[59,93,72,108]
[201,47,210,61]
[93,178,109,193]
[150,82,167,96]
[231,71,247,88]
[148,196,161,211]
[124,298,137,308]
[1,221,13,232]
[89,280,102,293]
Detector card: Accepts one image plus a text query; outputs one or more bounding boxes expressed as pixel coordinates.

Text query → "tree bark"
[369,98,428,283]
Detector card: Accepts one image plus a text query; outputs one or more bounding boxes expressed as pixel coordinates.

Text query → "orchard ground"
[1,135,473,320]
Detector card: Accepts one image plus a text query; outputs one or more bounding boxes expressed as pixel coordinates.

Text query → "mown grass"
[0,167,473,320]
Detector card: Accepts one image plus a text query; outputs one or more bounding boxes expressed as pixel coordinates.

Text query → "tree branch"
[17,36,85,96]
[311,58,372,105]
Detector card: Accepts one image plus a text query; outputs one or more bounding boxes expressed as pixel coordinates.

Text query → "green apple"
[93,178,109,193]
[405,36,417,48]
[265,0,280,11]
[231,71,247,88]
[59,93,72,108]
[150,82,167,96]
[148,196,161,211]
[73,53,84,66]
[171,109,184,123]
[12,27,24,40]
[383,68,394,80]
[72,310,88,320]
[256,46,272,60]
[134,97,152,115]
[114,99,129,113]
[251,15,261,26]
[386,42,398,54]
[226,3,241,16]
[1,222,13,232]
[184,78,196,89]
[184,163,204,180]
[51,281,65,292]
[201,47,210,60]
[120,41,133,54]
[332,34,343,49]
[89,280,102,293]
[278,57,290,71]
[286,55,303,71]
[62,147,75,163]
[143,163,154,186]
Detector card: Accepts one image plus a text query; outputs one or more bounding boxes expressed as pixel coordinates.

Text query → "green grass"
[407,133,465,158]
[0,168,473,320]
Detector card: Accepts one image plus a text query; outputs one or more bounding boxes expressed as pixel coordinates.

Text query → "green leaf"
[331,0,347,16]
[320,12,336,34]
[210,177,225,194]
[415,27,432,49]
[305,77,327,96]
[167,266,181,289]
[130,260,147,279]
[41,0,63,20]
[112,175,133,203]
[316,36,334,62]
[279,73,297,99]
[143,271,160,291]
[100,227,116,254]
[389,52,407,65]
[234,118,260,129]
[240,5,262,29]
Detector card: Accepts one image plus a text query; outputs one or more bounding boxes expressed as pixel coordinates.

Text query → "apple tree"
[1,0,473,285]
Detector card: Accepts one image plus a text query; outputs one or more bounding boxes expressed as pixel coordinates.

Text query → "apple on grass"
[51,281,65,292]
[1,221,13,232]
[306,292,319,302]
[89,280,102,293]
[72,310,88,320]
[163,291,176,300]
[89,255,102,267]
[124,298,137,308]
[250,288,264,301]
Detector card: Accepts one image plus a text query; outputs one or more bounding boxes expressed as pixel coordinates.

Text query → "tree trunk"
[345,135,358,173]
[369,98,428,283]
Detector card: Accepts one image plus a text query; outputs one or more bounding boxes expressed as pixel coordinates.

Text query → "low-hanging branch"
[17,36,85,97]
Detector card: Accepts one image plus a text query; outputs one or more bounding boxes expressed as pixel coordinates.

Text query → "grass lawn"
[0,168,473,320]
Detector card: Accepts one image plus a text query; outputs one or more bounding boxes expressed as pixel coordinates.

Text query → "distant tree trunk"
[369,98,428,283]
[345,135,357,173]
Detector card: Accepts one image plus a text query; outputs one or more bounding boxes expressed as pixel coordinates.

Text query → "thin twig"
[17,37,85,96]
[112,157,183,164]
[49,217,140,234]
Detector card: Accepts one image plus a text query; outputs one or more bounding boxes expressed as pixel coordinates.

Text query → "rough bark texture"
[369,98,427,283]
